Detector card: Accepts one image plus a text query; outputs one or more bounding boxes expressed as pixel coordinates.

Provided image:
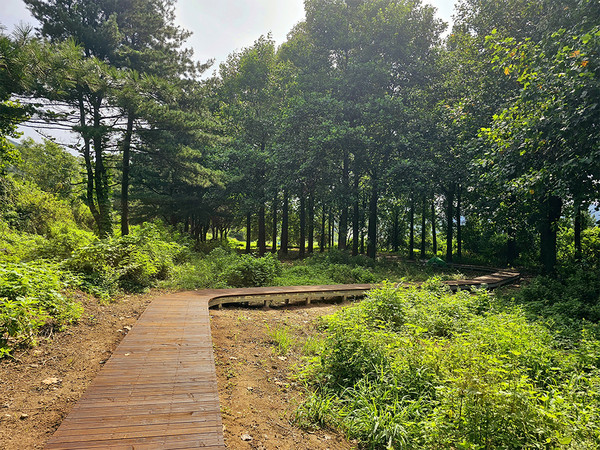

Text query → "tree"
[481,25,600,273]
[16,138,80,198]
[302,0,444,258]
[0,27,39,173]
[24,0,205,236]
[217,35,287,255]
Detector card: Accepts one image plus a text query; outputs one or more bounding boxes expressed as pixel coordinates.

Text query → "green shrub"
[306,249,375,268]
[194,239,234,255]
[509,270,600,340]
[297,282,600,448]
[34,223,96,260]
[0,177,76,236]
[222,253,282,287]
[0,297,49,348]
[0,261,82,354]
[326,264,378,284]
[274,264,334,286]
[558,225,600,271]
[0,219,44,262]
[275,251,378,286]
[162,257,224,290]
[161,249,282,290]
[66,223,185,294]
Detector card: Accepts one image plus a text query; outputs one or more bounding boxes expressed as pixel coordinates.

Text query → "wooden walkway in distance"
[45,274,518,449]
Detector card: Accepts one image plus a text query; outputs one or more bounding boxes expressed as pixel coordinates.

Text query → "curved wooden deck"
[45,272,518,449]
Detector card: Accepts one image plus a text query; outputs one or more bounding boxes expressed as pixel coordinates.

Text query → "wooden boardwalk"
[45,291,224,449]
[45,274,518,449]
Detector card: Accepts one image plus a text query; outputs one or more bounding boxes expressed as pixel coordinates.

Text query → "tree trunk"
[360,228,365,254]
[540,195,562,275]
[246,212,251,254]
[320,203,326,253]
[308,193,314,254]
[352,176,360,256]
[202,222,208,242]
[258,204,266,255]
[299,195,306,258]
[446,189,454,263]
[92,95,112,237]
[338,152,349,250]
[367,178,378,259]
[432,199,437,255]
[574,200,582,261]
[420,197,427,258]
[271,193,277,254]
[409,197,415,260]
[507,233,517,266]
[329,209,334,248]
[338,208,348,249]
[280,191,289,255]
[120,112,134,236]
[392,207,399,252]
[456,185,462,259]
[78,94,100,229]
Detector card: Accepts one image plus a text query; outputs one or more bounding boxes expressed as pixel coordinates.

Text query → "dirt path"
[0,292,154,450]
[211,302,353,450]
[0,292,351,450]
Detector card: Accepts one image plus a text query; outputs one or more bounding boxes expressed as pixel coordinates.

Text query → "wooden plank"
[45,292,226,450]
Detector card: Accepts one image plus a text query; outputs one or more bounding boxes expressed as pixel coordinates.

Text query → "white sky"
[2,0,455,68]
[1,0,455,141]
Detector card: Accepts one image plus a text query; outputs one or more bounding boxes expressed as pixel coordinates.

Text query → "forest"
[1,0,599,448]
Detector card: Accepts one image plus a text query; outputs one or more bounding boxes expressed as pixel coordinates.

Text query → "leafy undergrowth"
[295,280,600,449]
[0,223,186,356]
[0,177,191,356]
[165,247,470,291]
[505,269,600,342]
[277,250,468,286]
[0,262,82,357]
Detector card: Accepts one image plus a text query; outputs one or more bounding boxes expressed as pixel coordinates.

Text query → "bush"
[0,261,82,354]
[0,220,44,262]
[325,264,377,284]
[306,249,375,268]
[509,270,600,337]
[222,253,282,287]
[162,249,284,290]
[0,177,76,236]
[297,282,600,448]
[66,223,185,294]
[275,251,378,286]
[558,225,600,271]
[34,223,96,260]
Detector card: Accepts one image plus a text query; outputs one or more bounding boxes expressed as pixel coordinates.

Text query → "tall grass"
[296,280,600,448]
[266,324,295,355]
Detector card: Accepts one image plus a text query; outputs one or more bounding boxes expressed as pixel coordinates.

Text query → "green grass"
[266,324,295,355]
[274,250,470,287]
[295,280,600,448]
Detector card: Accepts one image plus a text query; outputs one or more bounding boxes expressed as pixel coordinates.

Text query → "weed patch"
[0,261,82,354]
[296,280,600,448]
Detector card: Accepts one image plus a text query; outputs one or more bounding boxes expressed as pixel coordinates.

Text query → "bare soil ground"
[0,292,351,450]
[211,301,353,450]
[0,291,154,450]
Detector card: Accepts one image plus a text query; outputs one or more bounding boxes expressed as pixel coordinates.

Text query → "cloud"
[175,0,305,66]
